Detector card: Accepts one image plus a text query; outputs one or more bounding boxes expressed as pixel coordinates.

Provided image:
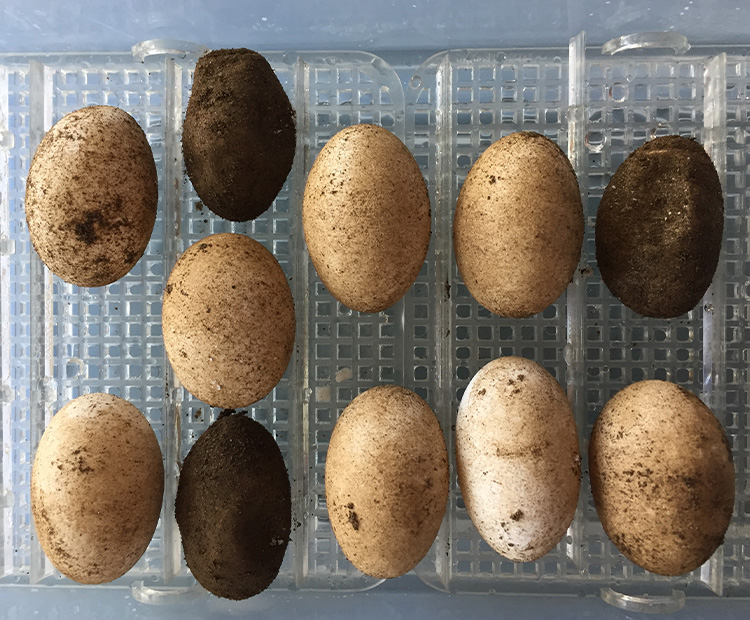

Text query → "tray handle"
[602,32,690,56]
[132,39,209,62]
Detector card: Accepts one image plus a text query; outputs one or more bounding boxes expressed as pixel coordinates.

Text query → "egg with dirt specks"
[456,357,581,561]
[453,131,583,318]
[325,385,449,578]
[303,124,431,313]
[589,380,734,575]
[595,135,723,318]
[31,393,164,584]
[25,105,158,287]
[162,233,295,409]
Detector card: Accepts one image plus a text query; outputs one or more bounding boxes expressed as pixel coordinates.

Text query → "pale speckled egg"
[456,357,581,561]
[589,380,735,576]
[31,393,164,584]
[325,385,449,578]
[453,131,583,318]
[303,124,431,313]
[162,233,295,409]
[25,105,158,287]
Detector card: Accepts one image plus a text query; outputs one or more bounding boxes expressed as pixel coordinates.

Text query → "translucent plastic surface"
[0,36,748,610]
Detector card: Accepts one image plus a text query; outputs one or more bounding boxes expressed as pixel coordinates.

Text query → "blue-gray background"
[1,0,749,52]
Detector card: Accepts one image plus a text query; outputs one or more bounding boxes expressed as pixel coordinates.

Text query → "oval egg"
[176,413,291,599]
[25,105,158,287]
[456,357,580,561]
[162,233,295,409]
[325,385,449,578]
[31,393,164,584]
[453,131,583,318]
[589,380,734,575]
[303,124,431,313]
[182,49,296,222]
[595,135,723,318]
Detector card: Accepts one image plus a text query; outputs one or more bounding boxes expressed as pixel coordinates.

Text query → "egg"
[162,233,295,409]
[595,135,723,318]
[182,49,296,221]
[303,124,431,313]
[453,131,583,318]
[30,393,164,584]
[175,412,291,599]
[25,105,158,287]
[325,385,449,578]
[589,380,734,576]
[455,357,580,561]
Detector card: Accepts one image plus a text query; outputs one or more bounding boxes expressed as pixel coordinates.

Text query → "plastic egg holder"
[0,33,744,614]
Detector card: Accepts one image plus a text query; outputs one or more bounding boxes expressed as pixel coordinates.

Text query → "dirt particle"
[72,211,105,245]
[348,510,360,531]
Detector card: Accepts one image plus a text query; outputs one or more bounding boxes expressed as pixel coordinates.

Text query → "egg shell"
[303,124,431,313]
[595,135,723,318]
[453,131,583,318]
[25,105,158,287]
[589,380,735,576]
[325,385,449,578]
[162,233,295,409]
[455,357,581,562]
[175,413,291,600]
[182,49,296,222]
[30,393,164,584]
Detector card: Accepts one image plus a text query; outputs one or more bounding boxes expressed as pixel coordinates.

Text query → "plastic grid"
[172,56,299,588]
[404,46,745,597]
[406,50,577,591]
[301,54,411,589]
[581,53,715,590]
[24,57,170,584]
[173,52,407,589]
[0,42,748,602]
[2,65,32,581]
[721,56,750,589]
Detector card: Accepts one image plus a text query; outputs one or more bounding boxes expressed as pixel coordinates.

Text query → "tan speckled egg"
[453,131,583,318]
[162,233,295,409]
[25,105,158,287]
[325,385,449,578]
[456,357,581,562]
[303,124,430,313]
[590,380,735,576]
[30,393,164,584]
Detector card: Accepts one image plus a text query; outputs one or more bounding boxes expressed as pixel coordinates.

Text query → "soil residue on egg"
[595,135,723,318]
[175,412,291,600]
[182,49,296,222]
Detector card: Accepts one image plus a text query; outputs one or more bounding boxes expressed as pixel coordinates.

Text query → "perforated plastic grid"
[172,56,299,587]
[47,61,169,581]
[301,54,411,589]
[581,54,712,588]
[404,47,747,596]
[173,52,407,589]
[1,44,748,599]
[721,56,750,588]
[407,50,578,590]
[2,65,32,581]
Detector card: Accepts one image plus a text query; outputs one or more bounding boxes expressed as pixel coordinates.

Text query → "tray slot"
[565,30,587,572]
[28,59,54,585]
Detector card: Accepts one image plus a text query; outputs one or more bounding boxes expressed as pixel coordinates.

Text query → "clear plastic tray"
[0,33,747,612]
